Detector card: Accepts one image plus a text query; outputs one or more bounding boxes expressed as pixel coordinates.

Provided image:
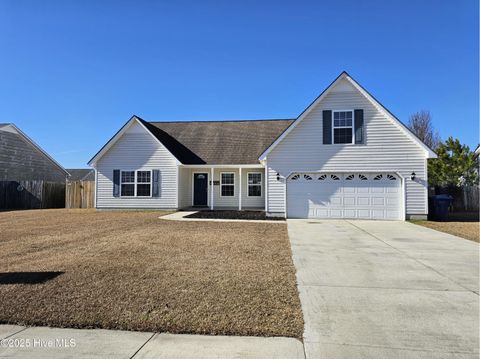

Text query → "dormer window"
[333,111,354,144]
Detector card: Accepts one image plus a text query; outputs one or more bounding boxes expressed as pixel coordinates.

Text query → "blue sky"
[0,0,478,168]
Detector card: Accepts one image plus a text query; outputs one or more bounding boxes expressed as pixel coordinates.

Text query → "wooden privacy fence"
[431,185,479,212]
[0,181,65,210]
[459,185,479,211]
[66,180,94,208]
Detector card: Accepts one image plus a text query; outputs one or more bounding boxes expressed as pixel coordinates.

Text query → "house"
[66,169,95,182]
[0,123,69,182]
[88,72,436,220]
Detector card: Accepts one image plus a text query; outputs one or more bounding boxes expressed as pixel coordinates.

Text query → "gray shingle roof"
[66,169,95,181]
[141,119,294,164]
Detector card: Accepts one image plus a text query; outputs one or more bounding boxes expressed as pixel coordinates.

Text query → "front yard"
[413,212,479,243]
[0,209,303,338]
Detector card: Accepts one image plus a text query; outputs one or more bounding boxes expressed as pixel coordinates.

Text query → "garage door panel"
[357,209,370,218]
[329,209,343,218]
[372,197,385,205]
[344,197,355,205]
[344,209,356,217]
[287,173,402,220]
[357,197,370,205]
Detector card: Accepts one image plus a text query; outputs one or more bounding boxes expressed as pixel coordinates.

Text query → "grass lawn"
[413,212,479,243]
[0,209,303,338]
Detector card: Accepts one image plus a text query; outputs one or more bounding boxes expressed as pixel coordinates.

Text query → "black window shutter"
[354,109,364,144]
[323,110,332,144]
[113,170,120,197]
[152,169,160,197]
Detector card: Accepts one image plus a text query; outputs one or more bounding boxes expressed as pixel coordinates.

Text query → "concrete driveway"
[288,220,479,359]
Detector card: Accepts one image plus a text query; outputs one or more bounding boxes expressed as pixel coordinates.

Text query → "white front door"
[286,173,402,220]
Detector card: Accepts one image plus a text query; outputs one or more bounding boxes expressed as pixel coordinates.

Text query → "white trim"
[247,172,262,197]
[0,123,69,176]
[332,110,354,145]
[94,168,97,208]
[264,165,268,212]
[180,164,264,168]
[192,171,209,207]
[424,158,428,215]
[239,167,242,210]
[88,116,182,166]
[176,166,179,209]
[120,170,135,197]
[120,169,153,198]
[259,72,436,160]
[210,168,214,210]
[136,170,153,198]
[220,172,235,197]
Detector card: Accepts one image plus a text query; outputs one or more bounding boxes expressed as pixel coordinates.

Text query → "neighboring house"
[0,123,69,182]
[88,72,436,220]
[474,145,480,159]
[66,168,95,182]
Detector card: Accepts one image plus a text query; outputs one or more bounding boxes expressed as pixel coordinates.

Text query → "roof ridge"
[148,118,295,124]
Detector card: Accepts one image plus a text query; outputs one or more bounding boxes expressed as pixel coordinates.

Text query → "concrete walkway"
[0,325,304,358]
[160,211,284,224]
[287,219,479,359]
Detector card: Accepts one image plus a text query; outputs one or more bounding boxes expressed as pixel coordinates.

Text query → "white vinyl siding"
[96,121,178,209]
[266,79,428,216]
[177,167,191,208]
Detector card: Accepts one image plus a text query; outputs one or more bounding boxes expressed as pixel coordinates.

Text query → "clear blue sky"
[0,0,478,168]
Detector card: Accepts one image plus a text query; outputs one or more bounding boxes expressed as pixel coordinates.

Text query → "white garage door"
[287,173,402,220]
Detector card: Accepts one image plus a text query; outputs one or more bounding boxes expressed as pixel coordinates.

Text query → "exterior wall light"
[411,172,416,181]
[276,173,280,181]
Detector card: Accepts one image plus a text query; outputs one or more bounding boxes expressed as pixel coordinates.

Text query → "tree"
[428,137,479,187]
[408,110,441,150]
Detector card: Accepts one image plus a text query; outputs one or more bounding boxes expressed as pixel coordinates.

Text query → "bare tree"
[407,110,441,149]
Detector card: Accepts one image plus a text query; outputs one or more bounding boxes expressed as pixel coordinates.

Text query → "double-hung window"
[136,171,151,197]
[247,173,262,197]
[121,171,135,196]
[120,170,152,197]
[221,172,235,197]
[333,110,354,144]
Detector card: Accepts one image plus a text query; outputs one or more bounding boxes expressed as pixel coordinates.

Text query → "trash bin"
[431,194,453,221]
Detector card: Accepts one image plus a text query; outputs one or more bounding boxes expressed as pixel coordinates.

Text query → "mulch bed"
[0,209,302,338]
[185,210,285,221]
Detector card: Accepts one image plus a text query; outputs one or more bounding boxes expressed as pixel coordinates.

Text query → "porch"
[177,165,266,211]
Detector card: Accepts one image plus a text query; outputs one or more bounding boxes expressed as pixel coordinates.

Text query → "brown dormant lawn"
[414,220,479,243]
[0,209,303,338]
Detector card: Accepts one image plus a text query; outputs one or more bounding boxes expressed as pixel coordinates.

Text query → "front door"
[193,173,208,206]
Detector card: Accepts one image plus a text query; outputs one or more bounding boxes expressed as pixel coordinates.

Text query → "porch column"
[239,167,242,210]
[210,167,214,210]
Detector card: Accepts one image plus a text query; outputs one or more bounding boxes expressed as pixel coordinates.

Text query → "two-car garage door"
[287,173,402,220]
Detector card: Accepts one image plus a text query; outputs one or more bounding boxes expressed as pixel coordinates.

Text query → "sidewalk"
[0,325,305,358]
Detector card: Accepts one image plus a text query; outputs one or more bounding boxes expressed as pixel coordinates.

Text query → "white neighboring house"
[88,72,436,220]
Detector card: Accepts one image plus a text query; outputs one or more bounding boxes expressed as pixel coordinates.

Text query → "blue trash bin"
[432,195,453,221]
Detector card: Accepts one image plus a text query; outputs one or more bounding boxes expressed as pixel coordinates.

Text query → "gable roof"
[88,116,293,166]
[66,168,95,181]
[0,123,69,176]
[259,71,437,160]
[145,119,294,164]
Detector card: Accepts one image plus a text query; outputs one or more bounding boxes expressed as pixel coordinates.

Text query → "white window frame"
[332,110,354,145]
[120,170,152,198]
[136,170,153,198]
[120,170,135,197]
[247,172,262,197]
[220,172,235,197]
